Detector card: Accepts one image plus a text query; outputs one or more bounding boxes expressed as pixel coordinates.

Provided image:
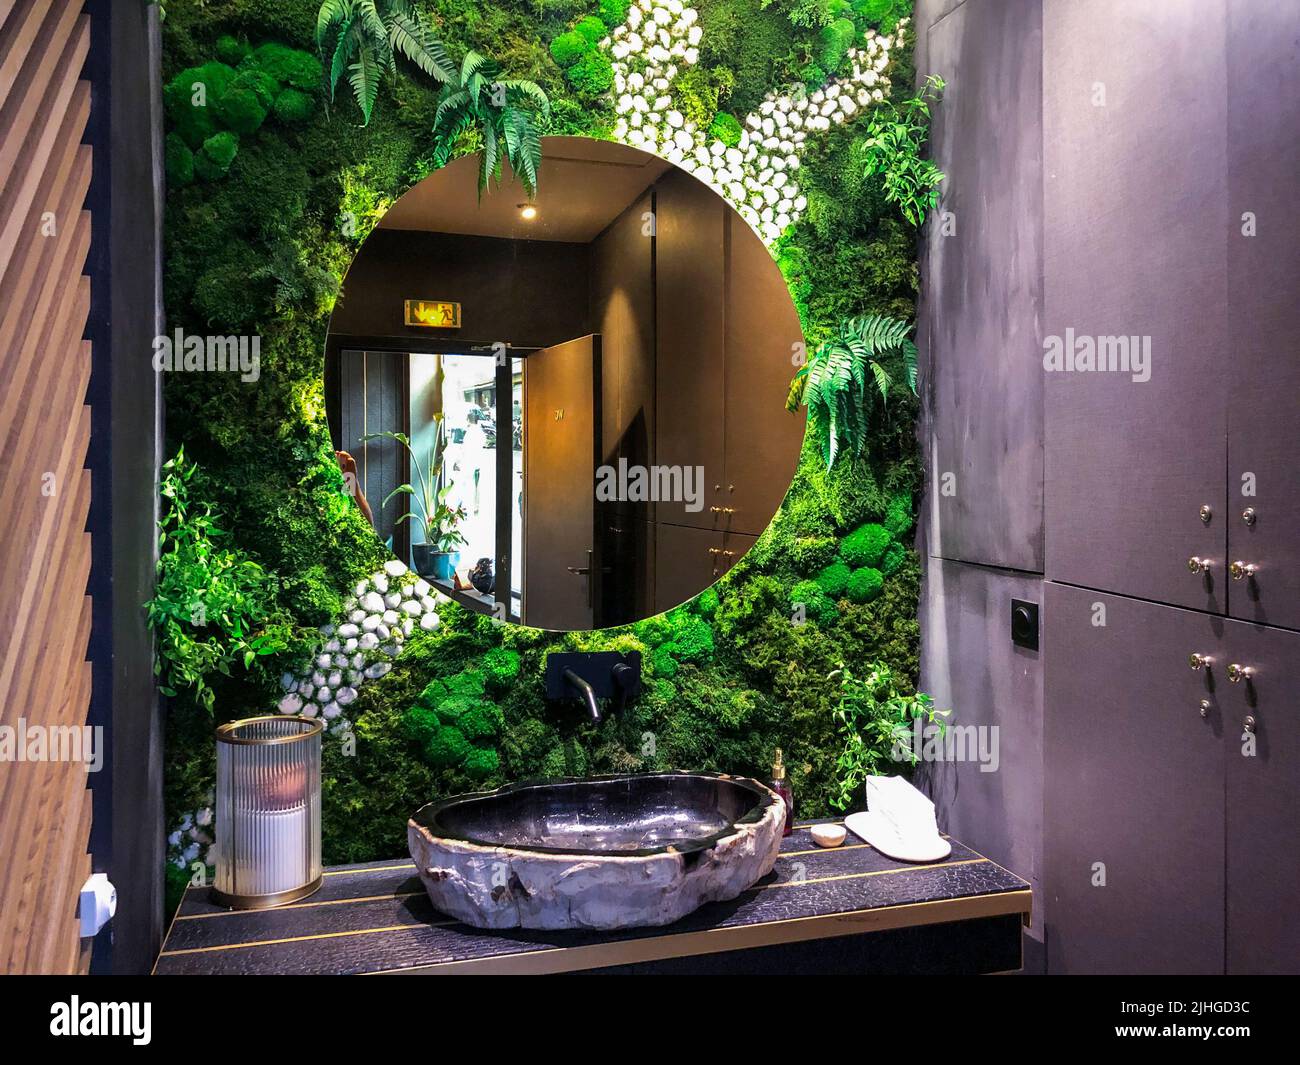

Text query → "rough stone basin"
[408,772,786,930]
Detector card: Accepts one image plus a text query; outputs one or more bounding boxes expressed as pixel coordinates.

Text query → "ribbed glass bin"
[213,716,323,909]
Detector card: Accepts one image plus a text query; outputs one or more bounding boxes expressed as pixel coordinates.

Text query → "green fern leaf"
[348,47,381,125]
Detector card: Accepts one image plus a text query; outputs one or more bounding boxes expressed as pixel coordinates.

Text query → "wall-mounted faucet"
[563,669,601,722]
[545,652,642,724]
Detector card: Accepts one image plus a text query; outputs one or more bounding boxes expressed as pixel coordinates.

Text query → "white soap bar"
[810,823,846,848]
[865,775,938,837]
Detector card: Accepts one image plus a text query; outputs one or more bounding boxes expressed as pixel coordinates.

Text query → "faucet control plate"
[544,651,642,710]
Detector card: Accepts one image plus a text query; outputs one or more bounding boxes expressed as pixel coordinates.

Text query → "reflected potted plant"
[363,417,467,581]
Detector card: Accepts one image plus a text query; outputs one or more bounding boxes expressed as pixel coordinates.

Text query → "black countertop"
[154,822,1031,975]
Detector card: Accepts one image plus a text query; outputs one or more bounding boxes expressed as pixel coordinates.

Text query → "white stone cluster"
[606,1,910,245]
[276,559,445,737]
[167,800,213,870]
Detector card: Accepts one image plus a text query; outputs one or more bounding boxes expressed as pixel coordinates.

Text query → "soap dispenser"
[770,748,794,837]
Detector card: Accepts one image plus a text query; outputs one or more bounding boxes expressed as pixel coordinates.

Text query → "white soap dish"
[810,823,846,848]
[844,811,951,863]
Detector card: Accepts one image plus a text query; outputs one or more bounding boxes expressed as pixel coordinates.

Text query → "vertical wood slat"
[0,1,96,974]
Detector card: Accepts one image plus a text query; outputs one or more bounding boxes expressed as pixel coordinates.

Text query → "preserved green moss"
[817,18,858,74]
[241,41,322,91]
[845,566,884,603]
[163,62,237,149]
[815,560,852,597]
[165,133,194,186]
[790,534,838,573]
[464,746,501,778]
[215,34,252,66]
[565,50,614,95]
[597,0,630,27]
[549,30,587,68]
[879,540,907,576]
[574,16,607,43]
[708,111,744,147]
[273,87,315,124]
[426,725,472,768]
[841,522,892,568]
[194,131,240,181]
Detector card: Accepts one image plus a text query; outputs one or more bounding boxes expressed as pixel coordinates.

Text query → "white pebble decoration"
[607,5,908,246]
[275,565,441,737]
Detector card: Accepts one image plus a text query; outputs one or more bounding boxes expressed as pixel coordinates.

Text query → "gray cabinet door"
[722,212,804,538]
[1222,618,1300,973]
[654,169,727,531]
[1044,582,1224,974]
[920,0,1044,572]
[653,522,724,616]
[1043,1,1227,610]
[1225,1,1300,630]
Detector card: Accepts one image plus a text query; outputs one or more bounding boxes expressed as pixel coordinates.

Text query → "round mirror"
[326,136,803,631]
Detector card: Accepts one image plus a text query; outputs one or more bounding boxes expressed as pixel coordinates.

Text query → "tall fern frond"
[316,0,351,47]
[348,47,381,125]
[385,9,454,84]
[499,79,551,120]
[789,314,918,468]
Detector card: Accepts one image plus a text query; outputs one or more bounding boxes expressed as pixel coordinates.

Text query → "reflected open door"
[522,334,601,629]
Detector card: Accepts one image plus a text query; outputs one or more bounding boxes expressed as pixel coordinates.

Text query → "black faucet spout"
[564,668,601,723]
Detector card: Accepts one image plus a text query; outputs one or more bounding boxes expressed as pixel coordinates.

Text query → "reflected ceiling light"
[518,203,538,220]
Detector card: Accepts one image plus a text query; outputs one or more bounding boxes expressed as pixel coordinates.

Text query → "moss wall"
[159,0,921,898]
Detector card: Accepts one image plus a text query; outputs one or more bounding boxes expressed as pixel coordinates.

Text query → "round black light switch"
[1011,599,1039,650]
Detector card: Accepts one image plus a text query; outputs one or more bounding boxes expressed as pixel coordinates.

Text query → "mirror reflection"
[326,137,803,630]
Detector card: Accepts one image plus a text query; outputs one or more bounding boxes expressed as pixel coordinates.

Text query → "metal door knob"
[1199,699,1211,718]
[1187,556,1213,574]
[1229,560,1257,581]
[1227,663,1253,684]
[1199,504,1213,524]
[1242,507,1257,526]
[1244,715,1257,734]
[1188,652,1213,671]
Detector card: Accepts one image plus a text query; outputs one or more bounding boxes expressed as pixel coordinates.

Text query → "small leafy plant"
[860,73,946,227]
[787,314,918,467]
[364,419,467,552]
[829,663,949,811]
[146,449,295,713]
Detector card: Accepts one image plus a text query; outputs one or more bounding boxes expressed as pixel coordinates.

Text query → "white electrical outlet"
[79,873,116,938]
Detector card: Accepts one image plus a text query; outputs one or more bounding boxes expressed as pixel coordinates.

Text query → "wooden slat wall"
[0,0,95,974]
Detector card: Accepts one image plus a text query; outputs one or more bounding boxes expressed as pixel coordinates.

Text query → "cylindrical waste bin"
[212,715,323,909]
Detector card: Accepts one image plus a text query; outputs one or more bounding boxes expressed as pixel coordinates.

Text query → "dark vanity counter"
[154,823,1031,975]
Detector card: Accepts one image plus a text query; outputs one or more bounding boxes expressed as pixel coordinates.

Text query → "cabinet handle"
[1227,663,1253,684]
[1242,507,1257,526]
[1187,556,1213,574]
[1189,652,1213,671]
[1199,699,1212,719]
[1244,715,1257,734]
[1229,560,1258,581]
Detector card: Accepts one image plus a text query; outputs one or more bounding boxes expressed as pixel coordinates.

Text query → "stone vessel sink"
[408,772,785,930]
